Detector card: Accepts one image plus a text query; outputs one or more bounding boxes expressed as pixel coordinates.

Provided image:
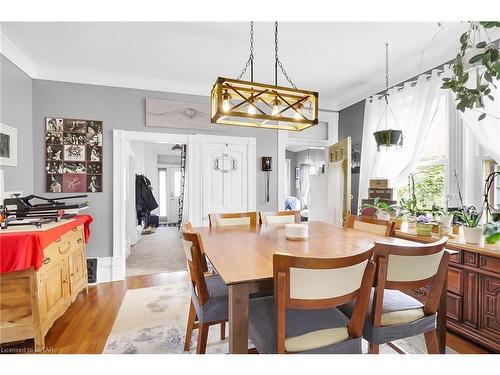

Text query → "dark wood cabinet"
[396,229,500,353]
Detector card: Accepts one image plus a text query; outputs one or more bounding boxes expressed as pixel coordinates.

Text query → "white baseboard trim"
[97,256,125,283]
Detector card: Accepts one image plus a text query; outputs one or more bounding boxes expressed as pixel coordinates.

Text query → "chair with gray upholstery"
[339,236,449,354]
[208,212,257,227]
[248,250,375,354]
[181,222,228,354]
[259,210,300,224]
[346,214,395,237]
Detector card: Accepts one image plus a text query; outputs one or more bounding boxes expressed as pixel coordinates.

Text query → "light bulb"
[222,99,231,113]
[248,99,257,115]
[271,98,281,116]
[222,91,231,113]
[294,103,304,120]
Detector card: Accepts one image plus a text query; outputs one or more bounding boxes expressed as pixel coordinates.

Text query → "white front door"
[201,141,254,226]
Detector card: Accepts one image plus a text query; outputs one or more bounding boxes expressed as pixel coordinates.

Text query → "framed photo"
[0,123,18,167]
[45,117,103,192]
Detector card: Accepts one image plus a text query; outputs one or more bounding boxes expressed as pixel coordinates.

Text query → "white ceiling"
[2,22,497,110]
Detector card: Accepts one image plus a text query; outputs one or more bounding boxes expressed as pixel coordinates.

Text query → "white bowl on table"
[285,223,308,241]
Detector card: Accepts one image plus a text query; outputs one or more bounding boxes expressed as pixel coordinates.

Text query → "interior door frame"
[112,130,256,281]
[277,111,339,210]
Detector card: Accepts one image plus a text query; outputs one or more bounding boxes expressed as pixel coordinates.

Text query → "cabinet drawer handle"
[55,238,61,243]
[72,227,78,232]
[58,242,71,255]
[43,257,51,265]
[77,238,82,244]
[411,288,426,296]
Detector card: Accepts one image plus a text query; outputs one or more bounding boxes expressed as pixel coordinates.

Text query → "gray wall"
[32,80,279,258]
[0,56,33,193]
[338,100,365,214]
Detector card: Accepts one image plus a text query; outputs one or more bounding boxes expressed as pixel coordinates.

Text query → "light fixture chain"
[385,42,389,93]
[275,21,297,89]
[237,21,255,81]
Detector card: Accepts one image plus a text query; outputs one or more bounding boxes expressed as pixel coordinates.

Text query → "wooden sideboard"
[396,228,500,353]
[0,224,88,348]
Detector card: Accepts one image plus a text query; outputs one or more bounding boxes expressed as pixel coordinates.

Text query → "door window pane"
[159,168,167,217]
[174,170,181,197]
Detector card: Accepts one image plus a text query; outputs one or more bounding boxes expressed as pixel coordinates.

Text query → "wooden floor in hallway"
[0,272,492,354]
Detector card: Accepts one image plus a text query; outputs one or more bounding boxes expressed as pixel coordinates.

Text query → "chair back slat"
[386,250,445,282]
[180,222,210,305]
[289,261,368,300]
[260,211,300,224]
[346,215,394,237]
[209,212,257,227]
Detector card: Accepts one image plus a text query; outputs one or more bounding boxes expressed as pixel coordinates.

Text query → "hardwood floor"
[0,272,491,354]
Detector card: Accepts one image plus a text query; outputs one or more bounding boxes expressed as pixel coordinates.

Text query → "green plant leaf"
[476,41,487,49]
[478,113,486,121]
[459,32,468,44]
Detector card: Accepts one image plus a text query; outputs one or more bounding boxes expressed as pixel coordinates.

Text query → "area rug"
[103,271,456,354]
[126,226,187,277]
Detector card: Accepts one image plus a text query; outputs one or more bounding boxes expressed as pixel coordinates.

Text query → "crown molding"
[335,28,500,110]
[0,32,37,77]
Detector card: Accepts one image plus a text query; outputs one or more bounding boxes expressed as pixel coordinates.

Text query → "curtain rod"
[371,37,500,100]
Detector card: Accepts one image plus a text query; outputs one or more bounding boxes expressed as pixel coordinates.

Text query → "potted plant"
[389,204,404,230]
[484,221,500,244]
[416,215,433,236]
[458,207,483,244]
[360,197,391,221]
[431,202,455,230]
[399,196,419,229]
[441,22,500,121]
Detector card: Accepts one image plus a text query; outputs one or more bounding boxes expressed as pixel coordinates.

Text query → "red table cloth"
[0,215,93,273]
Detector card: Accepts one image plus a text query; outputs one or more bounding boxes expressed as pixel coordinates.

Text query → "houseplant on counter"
[399,196,420,228]
[484,221,500,244]
[416,215,433,236]
[458,207,483,244]
[360,197,391,221]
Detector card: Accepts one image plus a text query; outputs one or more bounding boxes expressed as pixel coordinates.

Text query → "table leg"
[437,274,447,354]
[228,283,249,354]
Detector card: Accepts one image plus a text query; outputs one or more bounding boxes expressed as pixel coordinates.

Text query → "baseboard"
[96,256,125,283]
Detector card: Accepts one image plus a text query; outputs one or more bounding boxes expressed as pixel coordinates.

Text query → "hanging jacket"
[136,175,159,213]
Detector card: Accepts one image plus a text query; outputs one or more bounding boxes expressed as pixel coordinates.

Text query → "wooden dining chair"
[259,210,300,224]
[248,250,375,354]
[208,212,257,227]
[180,222,228,354]
[339,236,449,354]
[346,215,395,237]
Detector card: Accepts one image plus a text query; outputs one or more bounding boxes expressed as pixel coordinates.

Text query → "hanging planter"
[373,129,403,151]
[373,43,404,152]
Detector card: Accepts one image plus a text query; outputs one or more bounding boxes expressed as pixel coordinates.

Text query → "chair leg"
[220,322,226,340]
[424,329,440,354]
[196,323,210,354]
[369,343,380,354]
[184,301,196,351]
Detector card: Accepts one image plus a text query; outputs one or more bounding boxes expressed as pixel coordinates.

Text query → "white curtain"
[458,72,500,164]
[327,161,344,227]
[297,164,311,208]
[358,70,443,209]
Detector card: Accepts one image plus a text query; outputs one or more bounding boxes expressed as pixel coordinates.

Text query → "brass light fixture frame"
[210,22,319,131]
[211,77,319,131]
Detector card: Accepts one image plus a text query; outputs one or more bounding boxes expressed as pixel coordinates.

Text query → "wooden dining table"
[194,221,448,354]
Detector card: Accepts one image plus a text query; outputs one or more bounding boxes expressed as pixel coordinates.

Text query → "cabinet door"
[463,271,479,328]
[38,259,69,332]
[68,247,87,301]
[479,275,500,342]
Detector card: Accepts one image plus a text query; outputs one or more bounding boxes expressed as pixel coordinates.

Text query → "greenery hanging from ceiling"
[441,21,500,121]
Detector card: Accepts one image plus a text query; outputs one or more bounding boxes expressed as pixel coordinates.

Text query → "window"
[484,160,500,211]
[174,170,181,197]
[396,94,448,209]
[158,168,167,217]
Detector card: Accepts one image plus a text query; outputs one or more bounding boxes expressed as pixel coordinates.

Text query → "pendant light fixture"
[210,22,319,131]
[373,43,403,151]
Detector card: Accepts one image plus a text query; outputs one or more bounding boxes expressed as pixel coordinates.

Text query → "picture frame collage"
[45,117,103,193]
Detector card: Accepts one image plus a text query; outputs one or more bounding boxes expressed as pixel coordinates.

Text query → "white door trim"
[277,111,339,210]
[112,129,256,281]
